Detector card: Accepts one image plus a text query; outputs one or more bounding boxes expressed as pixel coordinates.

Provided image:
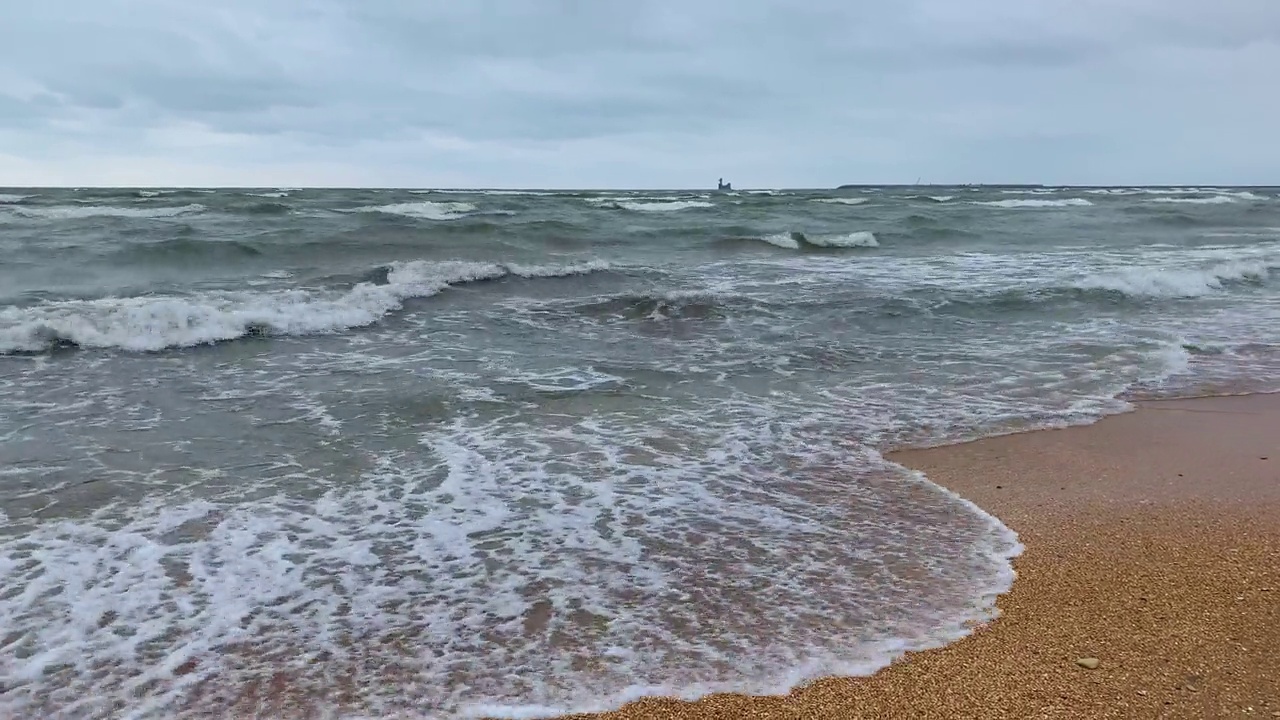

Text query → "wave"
[0,259,611,353]
[802,231,880,248]
[1074,260,1274,298]
[348,201,477,220]
[413,189,559,197]
[8,203,206,220]
[248,191,290,198]
[1148,196,1237,205]
[746,231,879,250]
[970,198,1093,209]
[0,193,32,203]
[811,198,869,206]
[596,200,715,212]
[757,232,802,249]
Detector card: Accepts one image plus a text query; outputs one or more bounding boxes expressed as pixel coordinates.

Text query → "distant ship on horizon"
[716,178,732,191]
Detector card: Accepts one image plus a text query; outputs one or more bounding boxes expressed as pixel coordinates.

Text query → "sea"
[2,185,1279,718]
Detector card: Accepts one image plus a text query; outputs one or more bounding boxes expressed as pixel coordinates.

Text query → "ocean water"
[2,185,1279,718]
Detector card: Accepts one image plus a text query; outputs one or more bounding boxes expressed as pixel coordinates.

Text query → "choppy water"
[2,185,1279,718]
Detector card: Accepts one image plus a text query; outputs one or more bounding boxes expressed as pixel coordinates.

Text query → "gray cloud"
[1,0,1278,186]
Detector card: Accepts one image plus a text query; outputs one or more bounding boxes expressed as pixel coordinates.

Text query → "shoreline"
[556,393,1280,719]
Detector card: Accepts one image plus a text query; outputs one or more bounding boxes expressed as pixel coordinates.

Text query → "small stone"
[1137,690,1148,696]
[996,485,1003,489]
[1076,657,1100,670]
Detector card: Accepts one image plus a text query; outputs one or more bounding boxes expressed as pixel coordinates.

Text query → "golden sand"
[560,394,1280,719]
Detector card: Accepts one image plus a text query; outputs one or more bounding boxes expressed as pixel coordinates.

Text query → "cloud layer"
[2,1,1278,187]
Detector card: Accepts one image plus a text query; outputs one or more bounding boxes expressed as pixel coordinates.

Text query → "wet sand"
[566,394,1280,719]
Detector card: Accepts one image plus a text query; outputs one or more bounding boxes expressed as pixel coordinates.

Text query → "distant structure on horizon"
[717,178,732,191]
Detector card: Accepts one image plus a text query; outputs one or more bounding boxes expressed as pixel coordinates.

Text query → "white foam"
[609,200,715,212]
[0,259,611,353]
[971,198,1093,208]
[1076,260,1273,298]
[759,232,801,249]
[812,198,869,205]
[0,408,1021,718]
[928,196,955,203]
[803,231,880,248]
[9,204,206,220]
[349,201,478,220]
[414,189,557,196]
[1148,195,1237,205]
[0,193,32,203]
[249,191,290,198]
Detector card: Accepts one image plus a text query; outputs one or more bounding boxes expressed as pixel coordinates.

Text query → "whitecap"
[803,231,880,248]
[812,198,870,206]
[1076,260,1273,298]
[970,198,1093,209]
[759,232,801,249]
[10,204,206,220]
[1148,196,1237,205]
[348,201,477,220]
[612,200,715,212]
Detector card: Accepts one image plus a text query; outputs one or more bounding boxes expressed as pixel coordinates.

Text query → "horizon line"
[2,183,1277,191]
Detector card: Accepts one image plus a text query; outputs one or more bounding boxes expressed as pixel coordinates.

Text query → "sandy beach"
[565,393,1280,719]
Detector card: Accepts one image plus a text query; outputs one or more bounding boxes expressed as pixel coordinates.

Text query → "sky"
[1,1,1278,188]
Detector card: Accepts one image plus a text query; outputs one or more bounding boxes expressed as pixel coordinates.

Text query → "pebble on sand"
[1076,657,1101,670]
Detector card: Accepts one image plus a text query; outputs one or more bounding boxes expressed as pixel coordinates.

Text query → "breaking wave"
[601,200,716,212]
[1148,196,1238,205]
[746,231,880,250]
[812,198,870,206]
[7,204,207,220]
[1074,260,1274,298]
[802,231,880,248]
[0,260,611,353]
[348,201,478,220]
[971,198,1093,209]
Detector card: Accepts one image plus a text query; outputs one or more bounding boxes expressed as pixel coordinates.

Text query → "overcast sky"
[2,1,1277,188]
